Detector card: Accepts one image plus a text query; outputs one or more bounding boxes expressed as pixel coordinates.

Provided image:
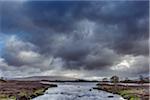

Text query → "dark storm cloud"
[1,1,90,34]
[87,1,149,56]
[0,1,149,76]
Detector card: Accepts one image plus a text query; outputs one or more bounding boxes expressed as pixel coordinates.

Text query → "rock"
[17,96,29,100]
[78,95,82,97]
[30,95,36,99]
[108,95,114,98]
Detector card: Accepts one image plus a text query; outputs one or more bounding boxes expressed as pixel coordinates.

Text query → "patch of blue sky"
[0,40,4,56]
[0,34,6,56]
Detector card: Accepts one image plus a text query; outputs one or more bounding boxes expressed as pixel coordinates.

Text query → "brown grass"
[94,83,149,100]
[0,80,57,100]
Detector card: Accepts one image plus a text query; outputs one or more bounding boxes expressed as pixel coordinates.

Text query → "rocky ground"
[0,79,57,100]
[94,83,149,100]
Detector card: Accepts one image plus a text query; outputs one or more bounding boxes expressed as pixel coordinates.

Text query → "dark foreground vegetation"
[0,79,57,100]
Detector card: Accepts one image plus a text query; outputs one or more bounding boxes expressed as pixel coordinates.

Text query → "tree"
[110,75,119,91]
[139,75,144,85]
[0,77,6,82]
[124,77,129,83]
[110,75,119,83]
[0,77,4,80]
[102,78,108,82]
[124,77,129,88]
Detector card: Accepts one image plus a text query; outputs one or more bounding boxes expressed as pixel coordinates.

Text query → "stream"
[33,82,125,100]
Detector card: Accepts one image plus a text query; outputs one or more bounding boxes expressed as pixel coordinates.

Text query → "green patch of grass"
[130,96,140,100]
[33,88,45,95]
[0,94,16,100]
[18,90,29,97]
[119,90,140,100]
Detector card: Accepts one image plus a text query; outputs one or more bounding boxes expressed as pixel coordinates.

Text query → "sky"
[0,0,149,79]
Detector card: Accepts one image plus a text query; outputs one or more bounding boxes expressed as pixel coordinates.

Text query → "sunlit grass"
[119,90,140,100]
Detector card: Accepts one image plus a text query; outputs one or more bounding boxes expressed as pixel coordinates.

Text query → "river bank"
[0,79,57,100]
[94,83,149,100]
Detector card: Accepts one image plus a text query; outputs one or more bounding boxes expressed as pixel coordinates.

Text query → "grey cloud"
[0,1,149,77]
[83,47,120,70]
[112,55,149,77]
[130,56,149,75]
[2,36,38,66]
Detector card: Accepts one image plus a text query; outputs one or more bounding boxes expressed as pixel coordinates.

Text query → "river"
[33,82,125,100]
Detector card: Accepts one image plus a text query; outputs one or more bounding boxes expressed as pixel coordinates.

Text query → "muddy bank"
[93,83,149,100]
[0,80,57,100]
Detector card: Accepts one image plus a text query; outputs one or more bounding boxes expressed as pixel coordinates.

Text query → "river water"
[33,82,125,100]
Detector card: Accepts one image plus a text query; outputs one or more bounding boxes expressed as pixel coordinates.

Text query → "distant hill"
[13,76,78,81]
